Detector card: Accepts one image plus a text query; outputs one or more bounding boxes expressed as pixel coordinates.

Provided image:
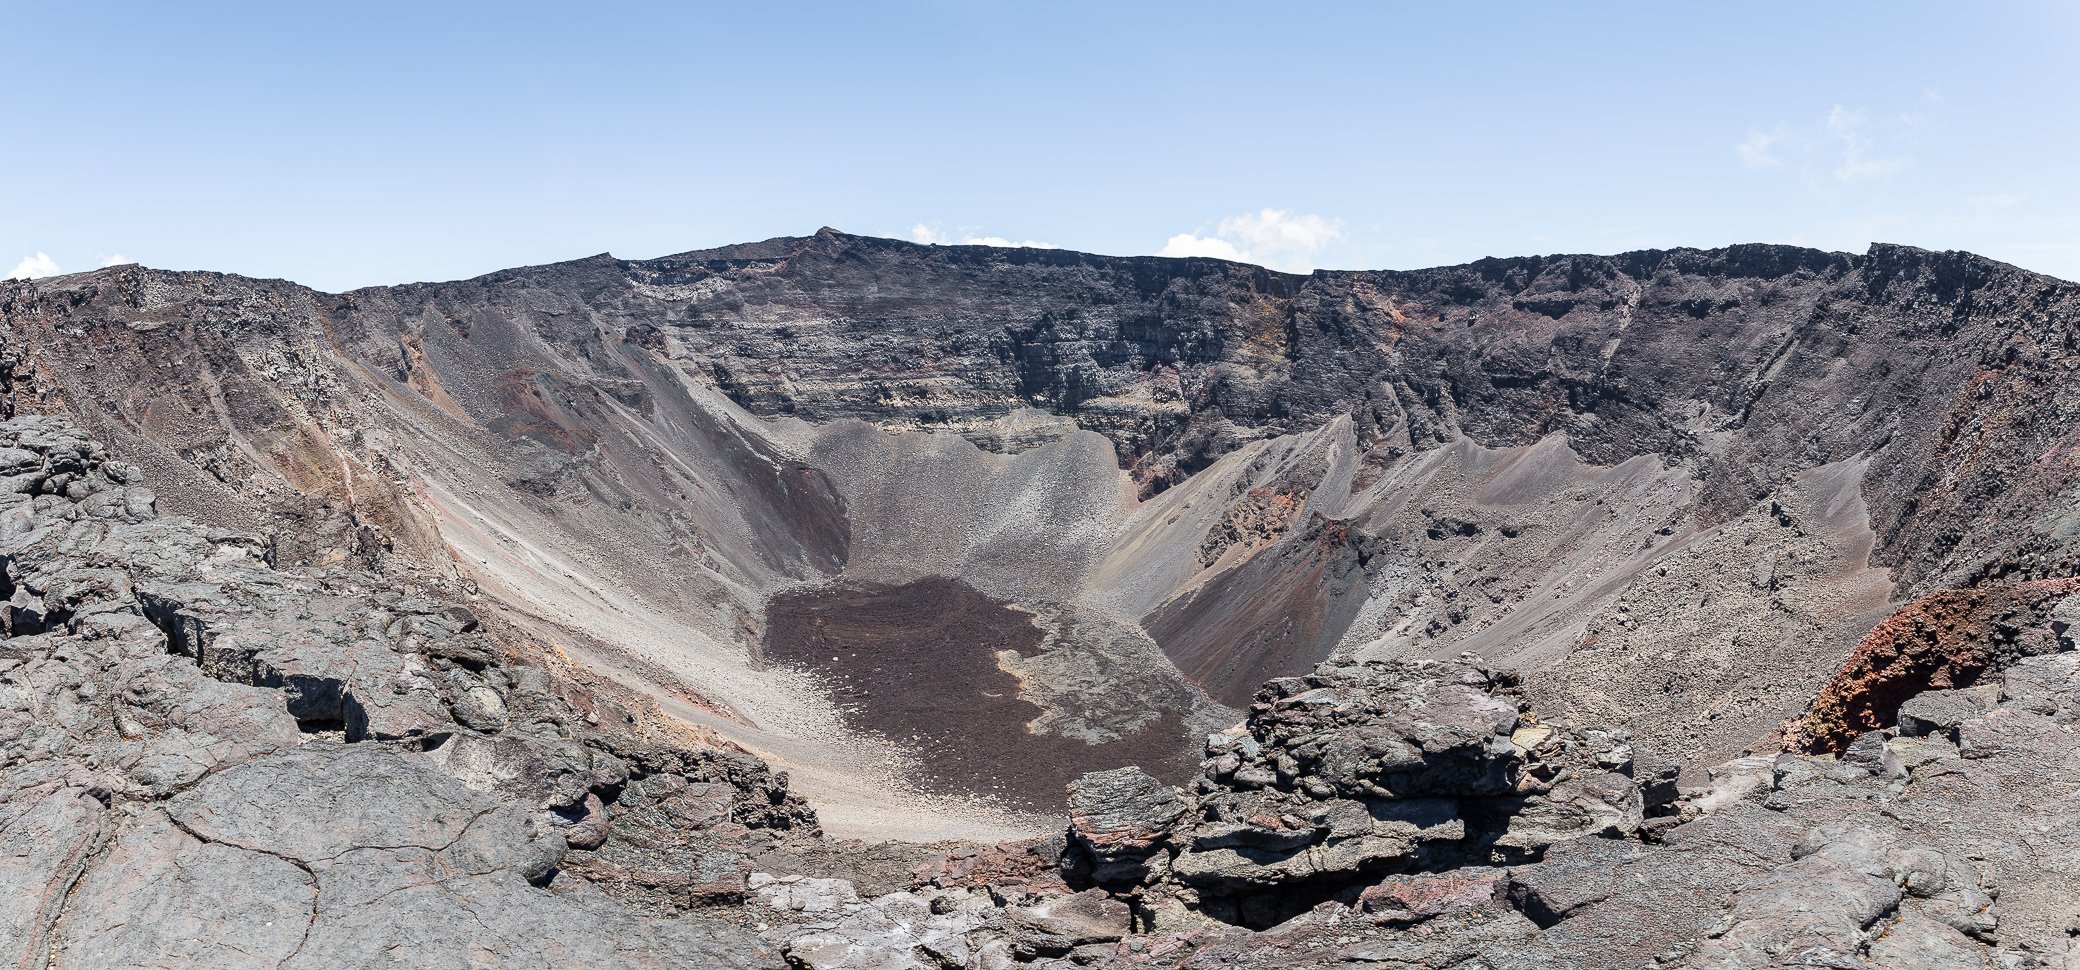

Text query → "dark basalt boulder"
[1063,655,1659,929]
[1064,767,1189,887]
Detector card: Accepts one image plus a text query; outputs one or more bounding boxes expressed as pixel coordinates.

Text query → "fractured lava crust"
[0,415,821,967]
[2,234,2080,966]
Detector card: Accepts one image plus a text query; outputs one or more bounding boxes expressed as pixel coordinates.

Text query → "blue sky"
[4,2,2076,290]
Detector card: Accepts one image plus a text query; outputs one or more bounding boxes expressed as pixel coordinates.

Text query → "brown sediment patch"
[1196,485,1307,568]
[1784,577,2080,753]
[762,577,1196,814]
[492,366,593,454]
[1147,512,1374,707]
[395,332,473,423]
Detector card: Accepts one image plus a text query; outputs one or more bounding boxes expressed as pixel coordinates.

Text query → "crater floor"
[761,578,1197,812]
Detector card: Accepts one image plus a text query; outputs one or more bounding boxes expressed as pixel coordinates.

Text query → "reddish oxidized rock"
[910,838,1067,895]
[1356,870,1504,924]
[1785,579,2080,753]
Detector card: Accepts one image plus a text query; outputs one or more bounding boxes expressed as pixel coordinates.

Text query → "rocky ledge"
[764,650,2080,969]
[1066,656,1674,930]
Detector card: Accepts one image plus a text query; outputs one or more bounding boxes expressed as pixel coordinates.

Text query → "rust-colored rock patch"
[1784,577,2079,753]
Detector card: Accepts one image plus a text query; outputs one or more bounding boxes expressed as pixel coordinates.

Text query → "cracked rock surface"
[0,414,816,968]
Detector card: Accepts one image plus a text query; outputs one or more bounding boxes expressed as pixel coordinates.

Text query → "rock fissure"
[27,799,111,970]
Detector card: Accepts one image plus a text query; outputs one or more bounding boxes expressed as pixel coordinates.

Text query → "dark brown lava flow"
[762,577,1193,813]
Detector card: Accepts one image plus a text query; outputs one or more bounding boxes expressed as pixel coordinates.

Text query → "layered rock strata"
[1064,656,1669,930]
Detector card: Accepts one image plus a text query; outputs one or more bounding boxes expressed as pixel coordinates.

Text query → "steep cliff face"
[1,232,2076,824]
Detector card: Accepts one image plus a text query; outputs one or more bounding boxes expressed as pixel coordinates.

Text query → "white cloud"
[4,252,59,280]
[1219,209,1344,256]
[908,223,1057,249]
[1157,233,1250,262]
[1738,105,1910,185]
[1967,192,2023,211]
[1156,208,1346,272]
[1737,131,1783,168]
[961,235,1057,249]
[99,254,132,267]
[1825,105,1903,183]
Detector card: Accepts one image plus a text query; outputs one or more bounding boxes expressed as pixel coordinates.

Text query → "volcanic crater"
[7,230,2079,838]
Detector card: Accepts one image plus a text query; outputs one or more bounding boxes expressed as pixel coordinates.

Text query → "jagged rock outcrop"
[1059,656,1665,929]
[760,643,2080,968]
[1785,577,2080,752]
